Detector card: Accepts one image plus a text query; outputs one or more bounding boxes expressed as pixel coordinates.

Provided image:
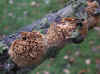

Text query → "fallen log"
[1,0,100,74]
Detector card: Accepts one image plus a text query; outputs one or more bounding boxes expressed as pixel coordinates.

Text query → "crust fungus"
[8,32,47,67]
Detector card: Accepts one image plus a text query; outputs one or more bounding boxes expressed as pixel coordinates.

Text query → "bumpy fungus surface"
[9,13,100,67]
[85,0,100,29]
[47,18,77,47]
[9,18,80,67]
[8,32,47,67]
[86,0,99,16]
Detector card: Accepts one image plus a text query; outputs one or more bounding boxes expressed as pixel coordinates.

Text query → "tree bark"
[0,0,88,73]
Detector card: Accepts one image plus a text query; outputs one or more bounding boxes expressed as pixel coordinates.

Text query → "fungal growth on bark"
[85,0,100,29]
[8,32,47,67]
[46,18,78,47]
[8,17,87,67]
[8,0,100,68]
[86,0,99,16]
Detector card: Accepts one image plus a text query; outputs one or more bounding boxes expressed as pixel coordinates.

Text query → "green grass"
[0,0,65,35]
[0,0,99,74]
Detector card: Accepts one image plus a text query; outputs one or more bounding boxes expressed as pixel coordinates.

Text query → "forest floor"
[0,0,100,74]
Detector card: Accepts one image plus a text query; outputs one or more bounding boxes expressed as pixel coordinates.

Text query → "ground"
[0,0,99,74]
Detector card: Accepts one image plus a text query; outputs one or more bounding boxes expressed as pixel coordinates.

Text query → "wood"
[0,0,100,73]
